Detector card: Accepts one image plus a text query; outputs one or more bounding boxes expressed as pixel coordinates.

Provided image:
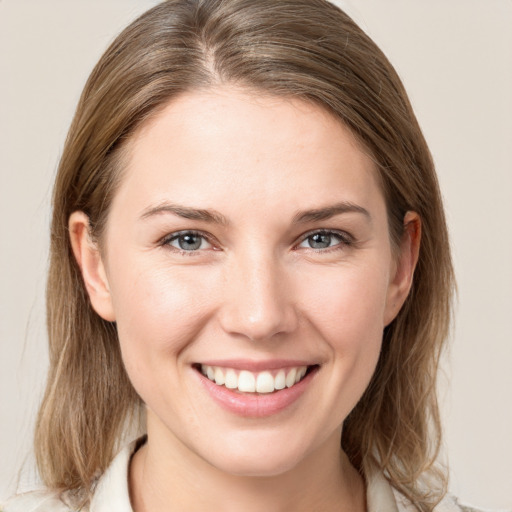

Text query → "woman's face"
[74,86,416,476]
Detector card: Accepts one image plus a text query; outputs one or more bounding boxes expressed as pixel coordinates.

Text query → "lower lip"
[195,367,318,418]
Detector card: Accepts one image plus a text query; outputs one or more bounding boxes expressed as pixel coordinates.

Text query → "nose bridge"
[219,246,297,341]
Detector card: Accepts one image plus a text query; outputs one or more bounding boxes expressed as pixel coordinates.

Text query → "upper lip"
[196,359,318,372]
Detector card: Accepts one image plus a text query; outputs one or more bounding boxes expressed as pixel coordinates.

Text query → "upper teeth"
[200,365,308,393]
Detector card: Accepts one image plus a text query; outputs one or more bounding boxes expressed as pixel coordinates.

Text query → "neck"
[129,417,365,512]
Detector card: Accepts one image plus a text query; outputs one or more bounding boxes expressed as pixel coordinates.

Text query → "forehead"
[113,86,383,221]
[129,86,371,164]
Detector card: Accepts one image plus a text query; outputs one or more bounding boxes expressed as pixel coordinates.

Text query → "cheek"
[298,261,390,348]
[291,262,389,425]
[107,259,216,375]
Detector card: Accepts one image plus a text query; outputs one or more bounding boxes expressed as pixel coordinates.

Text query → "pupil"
[310,233,331,248]
[179,234,201,250]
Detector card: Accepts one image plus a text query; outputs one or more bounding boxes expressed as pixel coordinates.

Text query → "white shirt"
[1,439,489,512]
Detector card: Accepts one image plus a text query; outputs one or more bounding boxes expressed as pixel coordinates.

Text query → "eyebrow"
[293,202,371,224]
[140,200,370,226]
[140,202,229,226]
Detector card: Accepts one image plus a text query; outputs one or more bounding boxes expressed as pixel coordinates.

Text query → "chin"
[210,451,304,478]
[197,429,319,478]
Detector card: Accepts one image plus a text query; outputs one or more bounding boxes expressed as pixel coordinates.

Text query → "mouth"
[193,362,319,417]
[194,364,316,394]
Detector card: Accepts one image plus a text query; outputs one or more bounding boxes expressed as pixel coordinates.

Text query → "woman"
[2,0,467,510]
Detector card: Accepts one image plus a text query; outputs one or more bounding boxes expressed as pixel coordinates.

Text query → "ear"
[383,211,421,326]
[69,211,116,322]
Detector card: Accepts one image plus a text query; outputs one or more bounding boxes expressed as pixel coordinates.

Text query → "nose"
[218,251,298,342]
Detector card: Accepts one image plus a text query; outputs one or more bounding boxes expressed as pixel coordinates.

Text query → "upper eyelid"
[296,228,354,243]
[162,229,210,239]
[160,229,215,246]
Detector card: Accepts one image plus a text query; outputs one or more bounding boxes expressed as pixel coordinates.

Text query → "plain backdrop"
[1,1,511,509]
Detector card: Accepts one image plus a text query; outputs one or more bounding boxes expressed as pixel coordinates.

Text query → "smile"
[200,364,309,394]
[193,361,320,417]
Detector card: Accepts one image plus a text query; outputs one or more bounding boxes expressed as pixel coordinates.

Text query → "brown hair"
[36,1,454,510]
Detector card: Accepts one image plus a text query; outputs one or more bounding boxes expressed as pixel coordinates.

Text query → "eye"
[297,230,352,250]
[162,231,213,252]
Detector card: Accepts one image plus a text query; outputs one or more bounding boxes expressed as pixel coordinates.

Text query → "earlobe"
[383,211,421,326]
[68,211,116,322]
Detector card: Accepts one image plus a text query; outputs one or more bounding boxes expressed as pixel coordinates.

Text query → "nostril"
[218,305,299,342]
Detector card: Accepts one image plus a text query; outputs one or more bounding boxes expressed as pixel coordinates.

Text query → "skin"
[70,86,420,512]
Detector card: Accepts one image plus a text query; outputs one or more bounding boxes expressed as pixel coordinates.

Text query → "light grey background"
[1,1,511,509]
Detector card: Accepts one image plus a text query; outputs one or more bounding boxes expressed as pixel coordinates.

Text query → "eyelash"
[159,230,216,256]
[159,229,354,255]
[296,229,354,253]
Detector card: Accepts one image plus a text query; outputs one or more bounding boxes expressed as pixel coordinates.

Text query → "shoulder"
[0,489,83,512]
[434,494,500,512]
[393,487,508,512]
[1,436,143,512]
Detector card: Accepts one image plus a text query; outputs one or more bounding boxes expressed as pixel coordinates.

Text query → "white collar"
[90,437,400,512]
[88,438,141,512]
